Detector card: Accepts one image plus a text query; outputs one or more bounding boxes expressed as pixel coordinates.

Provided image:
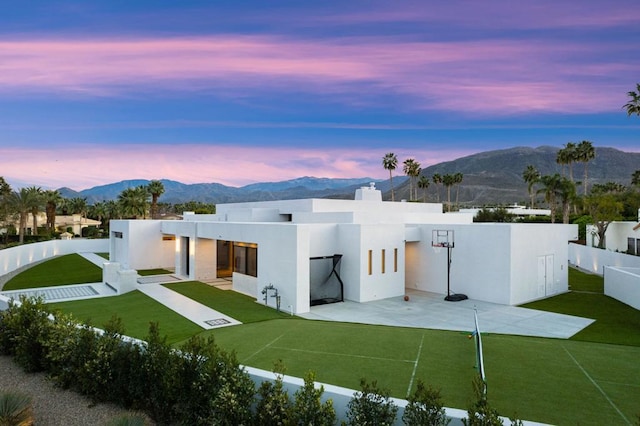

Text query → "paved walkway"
[79,252,110,268]
[299,289,594,339]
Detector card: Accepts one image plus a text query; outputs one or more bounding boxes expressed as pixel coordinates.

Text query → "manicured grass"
[522,268,640,347]
[138,268,173,276]
[200,319,640,426]
[96,252,109,260]
[3,254,102,290]
[48,291,201,344]
[163,281,293,323]
[568,266,604,293]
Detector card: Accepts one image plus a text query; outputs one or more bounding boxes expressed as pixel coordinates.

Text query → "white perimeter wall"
[111,220,175,271]
[569,243,640,275]
[0,239,108,277]
[604,266,640,310]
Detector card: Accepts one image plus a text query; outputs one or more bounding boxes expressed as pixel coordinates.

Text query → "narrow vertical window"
[394,248,398,272]
[381,249,386,273]
[368,250,372,275]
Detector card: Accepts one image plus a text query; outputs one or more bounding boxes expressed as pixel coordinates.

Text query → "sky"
[1,0,638,191]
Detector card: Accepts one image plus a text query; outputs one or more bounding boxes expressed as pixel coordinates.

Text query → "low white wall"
[604,267,640,310]
[569,243,640,275]
[0,239,109,278]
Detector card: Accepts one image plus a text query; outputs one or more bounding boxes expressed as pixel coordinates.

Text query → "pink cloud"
[0,144,474,191]
[0,34,634,115]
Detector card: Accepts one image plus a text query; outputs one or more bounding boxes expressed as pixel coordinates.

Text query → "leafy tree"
[474,208,514,223]
[417,175,430,202]
[591,182,626,194]
[584,193,623,248]
[382,153,398,202]
[623,83,640,116]
[255,373,291,425]
[462,376,503,426]
[173,201,216,215]
[631,170,640,187]
[346,379,398,426]
[402,379,450,426]
[522,165,540,208]
[147,180,165,219]
[576,140,595,195]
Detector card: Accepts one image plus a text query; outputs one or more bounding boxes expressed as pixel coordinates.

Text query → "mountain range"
[57,146,640,206]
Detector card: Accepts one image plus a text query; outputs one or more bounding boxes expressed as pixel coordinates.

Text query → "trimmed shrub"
[290,371,336,426]
[402,379,449,426]
[255,374,291,426]
[462,376,503,426]
[346,379,398,426]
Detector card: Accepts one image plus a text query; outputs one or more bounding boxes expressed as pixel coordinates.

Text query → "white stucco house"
[586,210,640,255]
[110,184,577,314]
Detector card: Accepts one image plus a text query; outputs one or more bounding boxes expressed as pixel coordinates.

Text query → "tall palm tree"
[454,172,463,209]
[556,143,577,180]
[67,197,88,218]
[43,190,62,232]
[576,140,595,195]
[0,177,13,244]
[537,174,563,224]
[432,173,442,202]
[8,188,37,243]
[442,174,456,212]
[402,158,421,201]
[382,153,398,201]
[623,83,640,116]
[417,175,430,202]
[24,186,43,236]
[522,165,540,208]
[558,177,577,224]
[147,180,165,219]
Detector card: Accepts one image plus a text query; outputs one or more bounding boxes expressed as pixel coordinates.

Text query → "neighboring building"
[7,212,101,236]
[459,204,552,218]
[110,184,577,314]
[587,209,640,255]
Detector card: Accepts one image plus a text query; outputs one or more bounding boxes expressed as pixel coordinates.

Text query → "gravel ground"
[0,355,153,426]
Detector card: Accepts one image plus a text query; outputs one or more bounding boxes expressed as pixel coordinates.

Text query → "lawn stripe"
[243,334,286,363]
[597,380,640,388]
[270,346,415,364]
[406,332,425,398]
[563,346,631,425]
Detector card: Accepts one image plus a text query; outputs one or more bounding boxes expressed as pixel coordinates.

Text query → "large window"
[629,238,640,256]
[234,242,258,277]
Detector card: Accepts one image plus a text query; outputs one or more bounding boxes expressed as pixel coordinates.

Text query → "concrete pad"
[299,289,594,339]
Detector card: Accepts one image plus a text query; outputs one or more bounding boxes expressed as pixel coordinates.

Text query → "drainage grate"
[2,285,99,301]
[204,318,231,327]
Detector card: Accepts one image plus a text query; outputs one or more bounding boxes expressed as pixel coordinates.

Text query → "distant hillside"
[392,146,640,205]
[54,146,639,206]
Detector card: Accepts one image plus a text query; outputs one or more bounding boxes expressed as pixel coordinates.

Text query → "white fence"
[568,243,640,275]
[604,267,640,310]
[0,239,109,282]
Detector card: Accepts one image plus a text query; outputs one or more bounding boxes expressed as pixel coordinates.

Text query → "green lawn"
[9,259,640,425]
[138,268,173,276]
[48,290,201,344]
[568,266,604,293]
[163,281,293,323]
[3,254,102,290]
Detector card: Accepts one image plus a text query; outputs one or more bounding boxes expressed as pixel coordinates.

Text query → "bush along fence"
[0,296,529,426]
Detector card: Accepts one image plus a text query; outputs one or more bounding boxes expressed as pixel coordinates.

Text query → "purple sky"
[1,1,638,190]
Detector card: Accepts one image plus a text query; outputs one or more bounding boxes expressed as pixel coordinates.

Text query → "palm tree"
[43,189,62,232]
[417,175,430,202]
[402,159,421,201]
[67,197,88,218]
[147,180,165,219]
[382,153,398,201]
[8,188,37,243]
[522,165,540,208]
[442,174,456,212]
[0,177,13,245]
[432,173,442,202]
[556,143,577,180]
[118,186,150,219]
[537,174,563,223]
[454,172,463,209]
[576,140,595,195]
[558,177,577,224]
[25,186,43,236]
[623,83,640,116]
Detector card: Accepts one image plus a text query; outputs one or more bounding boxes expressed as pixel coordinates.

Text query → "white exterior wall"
[604,266,640,310]
[110,220,175,271]
[358,224,406,302]
[587,221,640,252]
[569,243,640,275]
[0,239,108,277]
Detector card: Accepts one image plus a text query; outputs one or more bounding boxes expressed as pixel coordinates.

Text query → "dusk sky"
[1,1,638,191]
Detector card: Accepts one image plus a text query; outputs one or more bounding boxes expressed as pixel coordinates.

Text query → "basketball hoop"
[431,229,468,302]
